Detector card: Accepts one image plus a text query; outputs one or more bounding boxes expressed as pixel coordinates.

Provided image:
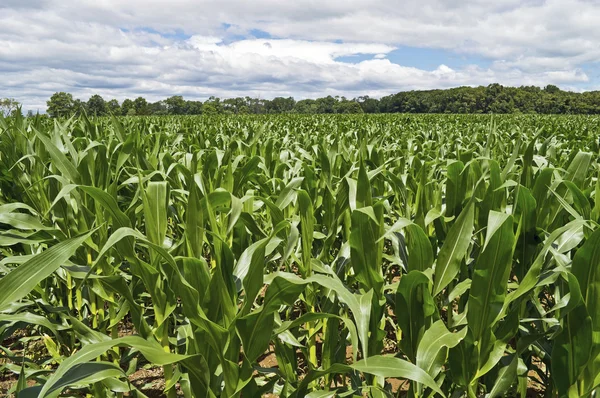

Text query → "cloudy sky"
[1,0,599,111]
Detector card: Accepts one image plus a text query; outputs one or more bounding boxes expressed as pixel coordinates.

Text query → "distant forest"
[5,83,600,117]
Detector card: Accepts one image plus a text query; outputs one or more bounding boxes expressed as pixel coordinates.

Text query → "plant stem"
[66,273,73,310]
[162,321,177,398]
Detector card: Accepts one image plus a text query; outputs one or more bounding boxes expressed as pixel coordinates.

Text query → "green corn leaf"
[33,127,81,183]
[396,271,436,361]
[564,151,592,189]
[571,228,600,393]
[298,189,314,276]
[406,224,434,272]
[445,160,465,218]
[467,211,515,342]
[43,362,125,397]
[352,355,445,397]
[39,336,194,397]
[350,203,384,296]
[551,278,593,397]
[488,355,518,398]
[416,320,467,378]
[142,180,168,248]
[0,230,94,311]
[433,198,475,296]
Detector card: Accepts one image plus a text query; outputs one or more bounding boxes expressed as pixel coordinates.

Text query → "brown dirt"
[388,378,409,393]
[0,322,552,397]
[0,366,180,398]
[128,366,186,397]
[116,320,136,337]
[0,322,180,398]
[259,352,278,369]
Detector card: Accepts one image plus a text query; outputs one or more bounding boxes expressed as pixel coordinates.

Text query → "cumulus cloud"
[0,0,598,111]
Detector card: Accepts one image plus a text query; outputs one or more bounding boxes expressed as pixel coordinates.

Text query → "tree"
[203,97,223,114]
[87,94,107,116]
[544,84,561,94]
[72,99,88,116]
[40,85,600,116]
[106,99,121,115]
[165,96,186,115]
[315,96,337,113]
[356,96,380,113]
[222,97,251,114]
[186,101,203,115]
[294,99,317,114]
[121,99,135,116]
[266,97,295,113]
[46,92,74,118]
[134,97,149,115]
[334,100,364,114]
[148,101,167,115]
[0,98,20,117]
[202,103,218,115]
[247,97,266,114]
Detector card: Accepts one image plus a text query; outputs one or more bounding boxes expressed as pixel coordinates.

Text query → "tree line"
[43,92,364,117]
[3,83,600,118]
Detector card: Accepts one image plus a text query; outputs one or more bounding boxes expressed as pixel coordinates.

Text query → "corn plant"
[0,113,599,397]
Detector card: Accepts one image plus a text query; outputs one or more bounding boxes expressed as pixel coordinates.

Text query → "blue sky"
[337,47,493,71]
[0,0,598,111]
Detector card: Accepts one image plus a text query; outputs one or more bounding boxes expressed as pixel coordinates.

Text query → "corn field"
[0,113,599,397]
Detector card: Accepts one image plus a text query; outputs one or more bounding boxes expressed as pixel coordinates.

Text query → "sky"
[1,0,599,111]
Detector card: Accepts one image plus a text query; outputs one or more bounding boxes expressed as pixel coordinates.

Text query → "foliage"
[46,92,74,118]
[106,99,121,115]
[39,84,600,118]
[0,113,599,397]
[0,98,20,117]
[87,94,107,116]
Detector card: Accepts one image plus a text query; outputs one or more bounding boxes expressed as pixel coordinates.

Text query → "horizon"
[7,83,600,115]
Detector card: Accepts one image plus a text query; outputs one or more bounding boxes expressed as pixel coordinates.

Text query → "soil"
[128,366,184,397]
[0,321,550,398]
[0,365,180,397]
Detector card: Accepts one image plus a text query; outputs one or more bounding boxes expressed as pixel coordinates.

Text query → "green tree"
[203,97,223,114]
[106,99,121,115]
[165,96,187,115]
[121,99,135,116]
[149,101,167,115]
[222,97,250,114]
[134,97,149,115]
[315,96,337,113]
[40,84,600,116]
[202,103,218,115]
[544,84,561,94]
[185,101,203,115]
[0,98,20,117]
[87,94,107,116]
[294,99,317,114]
[46,92,74,118]
[266,97,295,113]
[334,98,364,114]
[247,97,266,114]
[356,96,380,113]
[72,99,88,116]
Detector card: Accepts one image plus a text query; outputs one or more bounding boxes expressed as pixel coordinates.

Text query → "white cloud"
[0,0,598,111]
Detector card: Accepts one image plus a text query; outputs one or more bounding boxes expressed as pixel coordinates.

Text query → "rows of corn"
[0,113,599,397]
